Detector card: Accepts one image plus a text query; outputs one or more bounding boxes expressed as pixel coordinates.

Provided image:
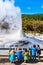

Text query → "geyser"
[0,0,43,48]
[0,0,23,47]
[0,0,22,39]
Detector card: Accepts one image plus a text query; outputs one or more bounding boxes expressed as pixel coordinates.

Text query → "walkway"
[0,58,43,65]
[0,62,43,65]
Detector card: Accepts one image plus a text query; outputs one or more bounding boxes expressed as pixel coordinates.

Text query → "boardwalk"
[0,62,43,65]
[0,48,43,65]
[0,58,43,65]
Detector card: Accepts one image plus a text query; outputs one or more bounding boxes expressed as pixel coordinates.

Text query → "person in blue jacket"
[16,48,23,61]
[9,49,16,63]
[31,45,37,61]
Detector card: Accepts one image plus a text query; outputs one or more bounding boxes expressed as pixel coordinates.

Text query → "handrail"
[0,48,43,50]
[0,48,43,58]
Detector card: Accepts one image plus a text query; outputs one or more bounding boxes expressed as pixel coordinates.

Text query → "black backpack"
[37,49,41,55]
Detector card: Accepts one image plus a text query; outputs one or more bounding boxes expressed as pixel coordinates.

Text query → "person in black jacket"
[36,45,41,61]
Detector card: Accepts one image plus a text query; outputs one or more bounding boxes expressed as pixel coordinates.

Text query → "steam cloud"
[0,0,20,20]
[0,0,22,32]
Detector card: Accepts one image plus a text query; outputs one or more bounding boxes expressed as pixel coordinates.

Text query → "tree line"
[22,14,43,34]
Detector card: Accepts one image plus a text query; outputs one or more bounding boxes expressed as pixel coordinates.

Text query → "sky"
[15,0,43,14]
[3,0,43,14]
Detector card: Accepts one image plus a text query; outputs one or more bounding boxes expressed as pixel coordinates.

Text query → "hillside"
[22,14,43,34]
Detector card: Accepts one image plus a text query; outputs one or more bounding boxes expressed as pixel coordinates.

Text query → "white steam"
[0,0,20,20]
[0,0,22,42]
[0,0,22,32]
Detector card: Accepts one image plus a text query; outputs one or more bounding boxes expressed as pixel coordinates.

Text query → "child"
[37,45,41,61]
[31,45,37,62]
[9,49,16,63]
[16,48,23,61]
[29,46,32,60]
[23,49,29,62]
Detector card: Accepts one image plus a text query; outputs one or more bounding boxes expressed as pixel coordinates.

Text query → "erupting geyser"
[0,0,43,48]
[0,0,23,47]
[0,0,22,35]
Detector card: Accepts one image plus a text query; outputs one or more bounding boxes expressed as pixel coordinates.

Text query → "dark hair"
[33,44,36,48]
[37,45,40,47]
[25,49,28,52]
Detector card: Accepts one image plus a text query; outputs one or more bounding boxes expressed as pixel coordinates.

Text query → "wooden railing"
[0,48,43,58]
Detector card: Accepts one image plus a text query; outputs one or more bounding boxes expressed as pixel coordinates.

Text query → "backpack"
[37,49,41,55]
[39,49,41,55]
